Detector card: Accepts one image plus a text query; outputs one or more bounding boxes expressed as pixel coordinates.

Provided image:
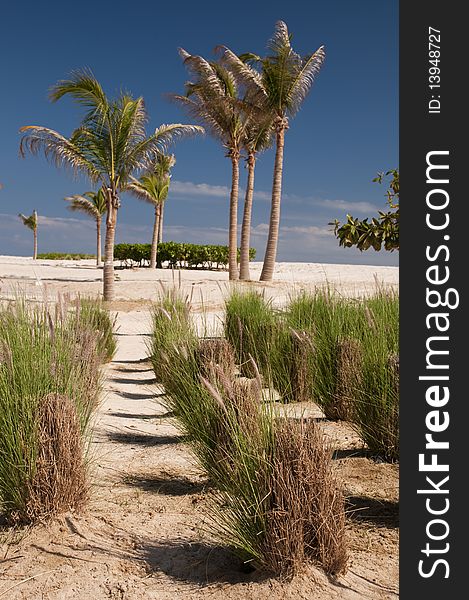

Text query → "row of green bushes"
[114,242,256,269]
[148,289,348,579]
[224,288,399,461]
[0,296,116,523]
[37,253,96,260]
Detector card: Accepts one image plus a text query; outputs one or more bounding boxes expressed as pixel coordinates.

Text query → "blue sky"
[0,0,398,265]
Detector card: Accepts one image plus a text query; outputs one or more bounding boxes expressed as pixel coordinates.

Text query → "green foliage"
[72,298,117,363]
[331,170,399,252]
[225,288,399,461]
[64,189,107,219]
[18,211,37,232]
[149,290,347,577]
[0,298,102,521]
[114,242,256,269]
[37,253,96,260]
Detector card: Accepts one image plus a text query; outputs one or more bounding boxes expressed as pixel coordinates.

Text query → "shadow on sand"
[346,496,399,528]
[106,430,184,447]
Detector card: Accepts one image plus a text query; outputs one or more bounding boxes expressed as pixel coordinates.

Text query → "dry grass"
[262,418,348,578]
[289,329,315,404]
[24,394,88,523]
[328,338,363,421]
[196,337,236,380]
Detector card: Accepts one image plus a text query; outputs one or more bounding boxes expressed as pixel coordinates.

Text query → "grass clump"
[72,297,117,362]
[225,287,399,461]
[224,290,297,402]
[0,299,101,523]
[353,292,399,461]
[286,288,399,459]
[150,290,348,578]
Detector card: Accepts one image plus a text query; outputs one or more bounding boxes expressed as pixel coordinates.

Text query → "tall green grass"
[354,291,399,460]
[149,289,348,578]
[224,290,296,402]
[0,299,102,522]
[73,297,117,362]
[225,288,399,460]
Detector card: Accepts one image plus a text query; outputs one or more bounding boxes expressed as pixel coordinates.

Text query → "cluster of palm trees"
[171,21,325,281]
[64,153,174,269]
[18,21,325,300]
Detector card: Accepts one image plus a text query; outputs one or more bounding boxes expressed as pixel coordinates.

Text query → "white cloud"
[317,199,377,214]
[170,181,377,216]
[171,180,230,199]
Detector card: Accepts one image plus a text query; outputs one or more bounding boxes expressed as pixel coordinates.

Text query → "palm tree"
[18,210,38,259]
[220,21,325,281]
[127,154,175,268]
[19,69,203,301]
[171,51,249,281]
[238,109,274,280]
[64,189,107,265]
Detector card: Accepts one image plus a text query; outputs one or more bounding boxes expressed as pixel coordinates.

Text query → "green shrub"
[37,253,96,260]
[0,299,102,522]
[114,242,256,270]
[352,292,399,460]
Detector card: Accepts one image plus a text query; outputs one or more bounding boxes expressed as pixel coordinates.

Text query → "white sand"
[0,255,398,309]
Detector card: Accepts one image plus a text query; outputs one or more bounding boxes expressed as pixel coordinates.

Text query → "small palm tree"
[127,154,176,268]
[20,69,203,300]
[220,22,325,281]
[171,52,249,281]
[64,189,107,265]
[18,210,38,259]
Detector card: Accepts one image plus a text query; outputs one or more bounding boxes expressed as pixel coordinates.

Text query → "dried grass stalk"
[388,352,399,394]
[289,329,315,403]
[264,419,348,578]
[328,338,363,421]
[26,394,88,521]
[196,337,236,379]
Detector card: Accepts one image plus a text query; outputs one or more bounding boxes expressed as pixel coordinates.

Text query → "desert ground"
[0,256,399,599]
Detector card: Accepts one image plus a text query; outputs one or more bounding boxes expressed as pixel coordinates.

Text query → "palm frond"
[217,46,266,95]
[152,123,204,153]
[64,189,107,219]
[287,47,326,115]
[49,68,109,120]
[19,126,102,182]
[267,20,292,56]
[18,211,37,231]
[181,53,225,97]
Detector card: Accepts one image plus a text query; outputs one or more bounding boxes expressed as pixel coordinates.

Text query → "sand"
[0,256,399,599]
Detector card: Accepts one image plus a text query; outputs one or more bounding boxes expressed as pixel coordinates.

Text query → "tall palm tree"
[238,109,274,280]
[18,210,38,259]
[64,189,107,265]
[171,51,249,281]
[19,69,203,300]
[127,154,175,269]
[220,21,325,281]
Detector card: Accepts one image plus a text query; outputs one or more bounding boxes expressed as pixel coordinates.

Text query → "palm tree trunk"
[33,228,37,260]
[260,125,286,282]
[158,202,164,244]
[103,191,118,302]
[96,217,102,266]
[150,205,161,269]
[239,152,256,281]
[228,152,240,281]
